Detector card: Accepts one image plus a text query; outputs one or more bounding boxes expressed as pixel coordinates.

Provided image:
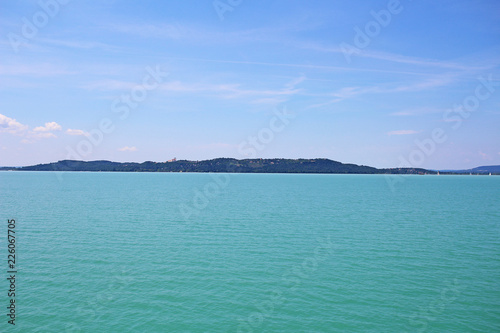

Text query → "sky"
[1,0,499,169]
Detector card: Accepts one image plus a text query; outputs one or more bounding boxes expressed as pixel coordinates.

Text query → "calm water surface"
[0,172,499,332]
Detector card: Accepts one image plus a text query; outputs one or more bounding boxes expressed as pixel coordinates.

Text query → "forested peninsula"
[1,158,434,174]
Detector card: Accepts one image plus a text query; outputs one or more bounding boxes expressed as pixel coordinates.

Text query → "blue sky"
[1,0,499,169]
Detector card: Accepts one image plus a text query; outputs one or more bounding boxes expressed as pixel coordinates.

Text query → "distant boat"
[437,171,440,175]
[490,172,492,176]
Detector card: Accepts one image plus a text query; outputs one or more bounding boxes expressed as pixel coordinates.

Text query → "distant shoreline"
[1,158,498,175]
[1,170,498,176]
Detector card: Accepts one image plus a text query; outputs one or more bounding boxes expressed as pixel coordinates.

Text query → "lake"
[1,172,499,332]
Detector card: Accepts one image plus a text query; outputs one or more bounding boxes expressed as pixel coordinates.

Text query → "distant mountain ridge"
[469,165,500,173]
[2,159,498,175]
[440,165,500,174]
[0,158,433,174]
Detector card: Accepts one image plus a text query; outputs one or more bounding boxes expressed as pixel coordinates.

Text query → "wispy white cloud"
[251,97,288,105]
[180,58,431,76]
[109,23,187,40]
[160,81,235,93]
[387,130,419,136]
[0,114,61,143]
[118,146,137,152]
[27,132,57,140]
[83,79,138,91]
[66,129,89,136]
[390,111,413,116]
[390,107,444,116]
[355,50,486,71]
[33,122,62,132]
[106,22,294,45]
[85,77,303,103]
[0,113,28,135]
[38,38,120,51]
[23,131,58,143]
[390,76,456,92]
[307,75,456,109]
[21,131,57,144]
[295,41,487,71]
[218,86,300,100]
[284,75,307,90]
[0,64,76,77]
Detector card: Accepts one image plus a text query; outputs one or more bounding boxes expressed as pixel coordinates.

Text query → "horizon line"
[1,157,498,172]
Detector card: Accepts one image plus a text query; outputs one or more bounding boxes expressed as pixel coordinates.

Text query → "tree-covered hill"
[1,158,436,174]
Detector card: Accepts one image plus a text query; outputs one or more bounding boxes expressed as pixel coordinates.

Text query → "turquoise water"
[1,172,499,332]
